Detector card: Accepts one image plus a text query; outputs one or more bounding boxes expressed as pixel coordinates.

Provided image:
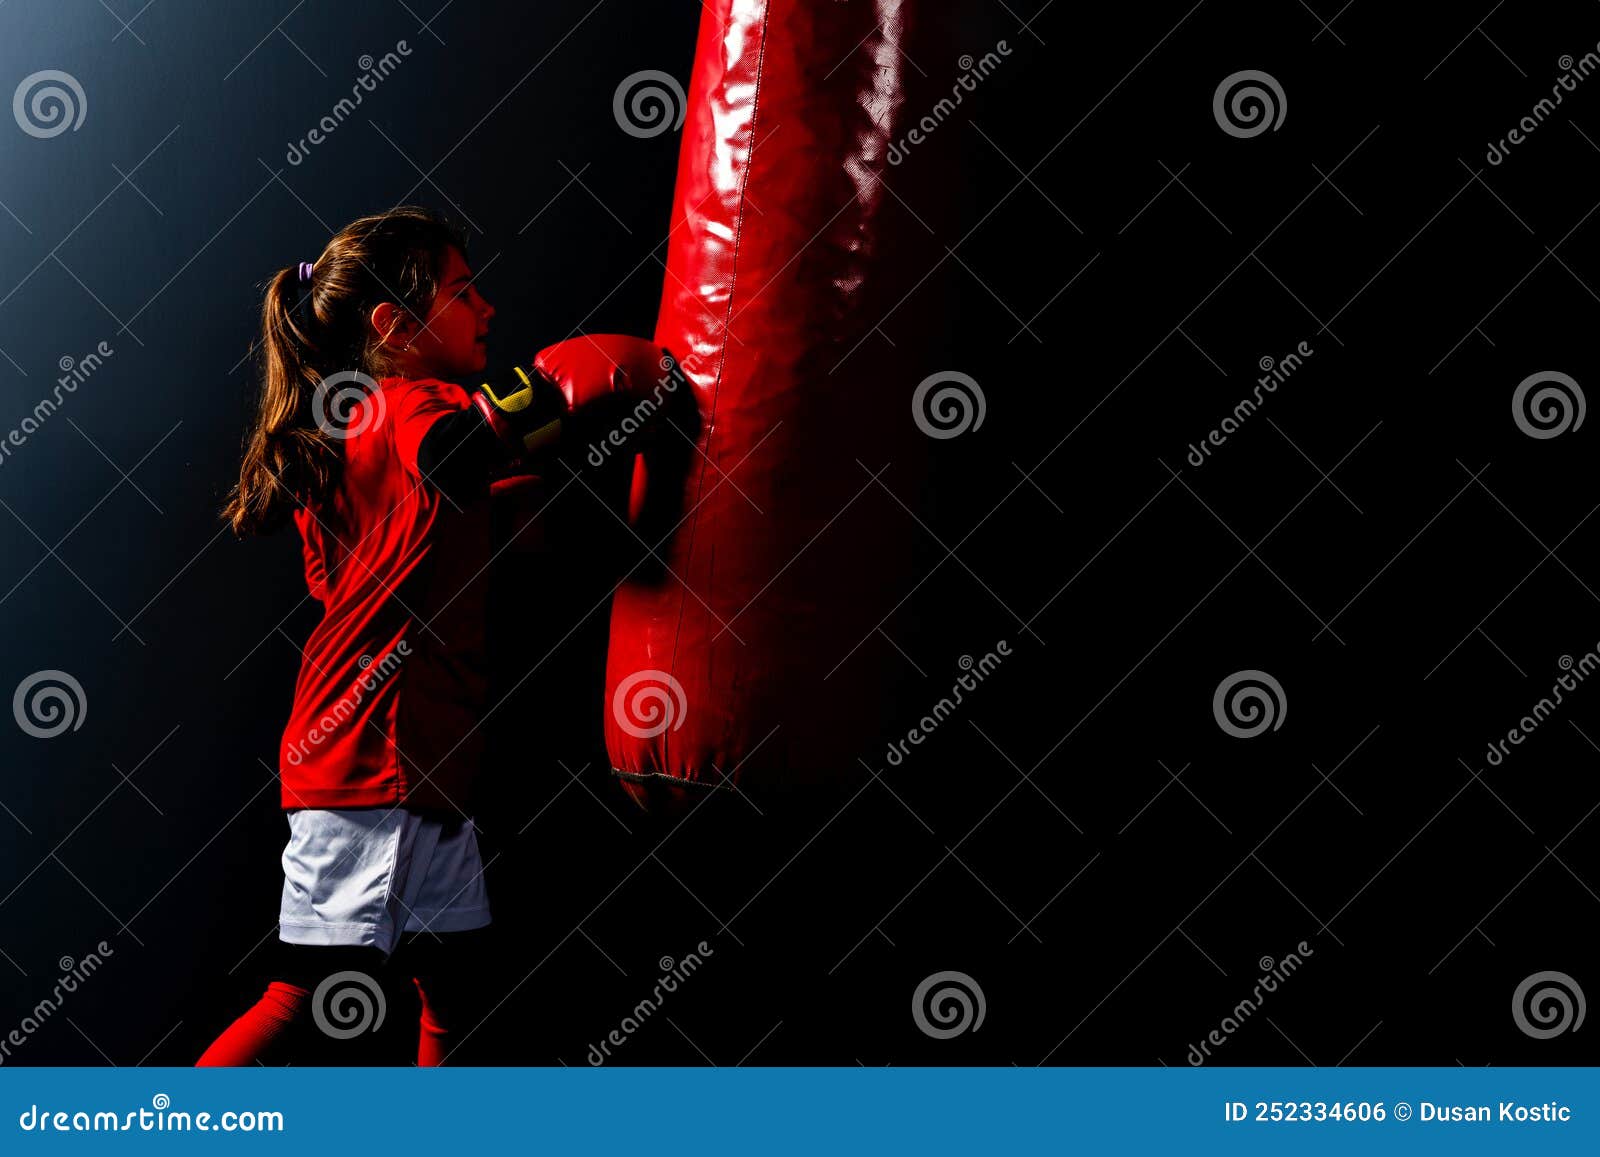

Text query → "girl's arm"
[415,334,681,504]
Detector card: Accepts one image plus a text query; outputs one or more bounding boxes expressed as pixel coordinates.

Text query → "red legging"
[197,931,488,1066]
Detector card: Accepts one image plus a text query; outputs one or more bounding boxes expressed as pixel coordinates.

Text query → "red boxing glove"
[533,334,676,412]
[473,334,684,465]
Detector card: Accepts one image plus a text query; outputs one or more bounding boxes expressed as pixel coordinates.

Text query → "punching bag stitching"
[661,0,773,781]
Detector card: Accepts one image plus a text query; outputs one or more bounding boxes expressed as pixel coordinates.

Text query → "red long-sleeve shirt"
[277,376,490,814]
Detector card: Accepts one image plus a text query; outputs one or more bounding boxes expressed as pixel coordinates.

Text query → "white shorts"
[278,808,491,958]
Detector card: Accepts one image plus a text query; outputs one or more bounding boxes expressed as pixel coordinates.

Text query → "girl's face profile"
[397,245,494,378]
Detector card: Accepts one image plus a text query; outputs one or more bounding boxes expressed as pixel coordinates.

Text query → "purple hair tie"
[298,261,315,283]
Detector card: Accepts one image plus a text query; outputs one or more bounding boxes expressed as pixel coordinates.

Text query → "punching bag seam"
[661,0,773,781]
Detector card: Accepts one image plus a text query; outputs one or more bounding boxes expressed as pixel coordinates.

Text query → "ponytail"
[222,267,340,535]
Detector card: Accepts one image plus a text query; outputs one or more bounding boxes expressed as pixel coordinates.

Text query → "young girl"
[201,206,670,1066]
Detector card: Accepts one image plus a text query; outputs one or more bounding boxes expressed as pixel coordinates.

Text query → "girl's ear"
[369,301,417,353]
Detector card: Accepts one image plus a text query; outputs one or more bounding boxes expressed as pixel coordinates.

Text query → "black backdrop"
[0,0,1596,1067]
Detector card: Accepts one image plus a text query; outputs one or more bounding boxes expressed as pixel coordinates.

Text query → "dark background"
[1,0,1596,1066]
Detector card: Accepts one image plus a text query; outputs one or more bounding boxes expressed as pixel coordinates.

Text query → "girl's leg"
[195,943,385,1066]
[399,926,493,1066]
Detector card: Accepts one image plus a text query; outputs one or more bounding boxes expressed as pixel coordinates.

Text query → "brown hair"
[222,206,466,536]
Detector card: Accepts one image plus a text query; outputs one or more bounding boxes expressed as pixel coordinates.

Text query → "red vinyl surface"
[604,0,941,802]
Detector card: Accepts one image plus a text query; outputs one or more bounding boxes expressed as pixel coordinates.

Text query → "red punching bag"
[604,0,949,805]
